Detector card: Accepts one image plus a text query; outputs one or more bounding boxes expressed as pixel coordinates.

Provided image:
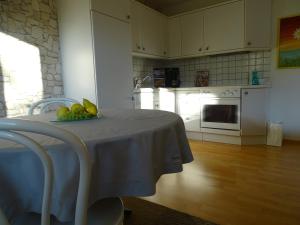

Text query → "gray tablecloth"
[0,109,193,222]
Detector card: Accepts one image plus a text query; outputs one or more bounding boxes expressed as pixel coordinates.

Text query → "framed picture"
[278,15,300,68]
[194,70,209,87]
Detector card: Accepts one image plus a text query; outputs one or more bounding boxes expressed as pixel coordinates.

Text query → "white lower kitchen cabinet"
[176,91,201,133]
[158,89,176,112]
[181,115,201,132]
[138,90,155,110]
[201,87,268,145]
[57,0,133,109]
[176,91,201,116]
[136,86,269,145]
[136,88,175,112]
[240,88,267,144]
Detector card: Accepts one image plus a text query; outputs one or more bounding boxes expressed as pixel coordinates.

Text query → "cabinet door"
[140,91,154,109]
[245,0,271,48]
[159,89,176,112]
[168,17,181,58]
[181,11,204,56]
[92,11,133,109]
[131,1,142,52]
[241,89,267,135]
[140,5,167,57]
[176,92,201,116]
[91,0,130,23]
[203,1,244,53]
[181,115,201,132]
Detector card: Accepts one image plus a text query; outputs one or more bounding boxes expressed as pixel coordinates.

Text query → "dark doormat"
[123,197,219,225]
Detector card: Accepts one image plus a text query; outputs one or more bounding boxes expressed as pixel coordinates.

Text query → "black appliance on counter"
[153,68,180,88]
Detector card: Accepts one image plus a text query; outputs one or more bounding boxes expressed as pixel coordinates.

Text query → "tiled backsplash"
[132,57,165,87]
[133,51,271,87]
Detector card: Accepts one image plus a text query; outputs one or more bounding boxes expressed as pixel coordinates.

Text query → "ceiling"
[136,0,229,16]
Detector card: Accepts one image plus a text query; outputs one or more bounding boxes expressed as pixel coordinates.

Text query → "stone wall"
[0,0,63,117]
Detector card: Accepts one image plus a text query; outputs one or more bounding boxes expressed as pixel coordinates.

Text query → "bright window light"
[178,93,201,115]
[159,88,175,112]
[201,93,218,105]
[141,89,154,110]
[0,32,43,117]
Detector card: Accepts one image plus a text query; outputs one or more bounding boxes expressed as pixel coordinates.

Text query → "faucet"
[134,74,152,90]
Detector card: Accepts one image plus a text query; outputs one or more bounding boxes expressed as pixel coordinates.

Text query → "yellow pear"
[83,98,94,108]
[71,103,84,114]
[83,98,98,116]
[86,105,98,116]
[56,106,70,120]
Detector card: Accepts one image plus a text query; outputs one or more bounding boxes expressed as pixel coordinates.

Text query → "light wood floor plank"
[143,140,300,225]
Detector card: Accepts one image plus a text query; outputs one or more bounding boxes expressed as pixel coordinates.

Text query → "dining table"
[0,108,193,222]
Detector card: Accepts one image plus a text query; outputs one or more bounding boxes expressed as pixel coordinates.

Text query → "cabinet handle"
[126,15,131,20]
[244,91,248,95]
[137,45,141,50]
[143,47,146,51]
[198,48,202,52]
[247,42,252,46]
[163,51,167,55]
[206,46,209,50]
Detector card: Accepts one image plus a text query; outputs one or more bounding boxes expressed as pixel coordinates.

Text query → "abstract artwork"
[278,15,300,68]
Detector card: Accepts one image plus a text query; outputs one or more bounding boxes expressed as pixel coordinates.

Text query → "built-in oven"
[200,88,241,131]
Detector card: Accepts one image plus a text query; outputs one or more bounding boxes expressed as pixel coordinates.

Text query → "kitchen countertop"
[134,85,271,93]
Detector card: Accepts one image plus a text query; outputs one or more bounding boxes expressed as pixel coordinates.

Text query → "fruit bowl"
[51,114,101,122]
[55,98,101,122]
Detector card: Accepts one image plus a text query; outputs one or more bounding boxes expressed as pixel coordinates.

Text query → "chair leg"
[124,208,132,216]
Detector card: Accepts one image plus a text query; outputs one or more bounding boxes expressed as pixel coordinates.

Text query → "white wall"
[269,0,300,140]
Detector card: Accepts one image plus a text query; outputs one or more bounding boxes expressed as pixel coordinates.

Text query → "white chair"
[0,119,124,225]
[28,98,80,115]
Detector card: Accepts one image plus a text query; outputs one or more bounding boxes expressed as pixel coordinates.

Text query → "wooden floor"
[143,140,300,225]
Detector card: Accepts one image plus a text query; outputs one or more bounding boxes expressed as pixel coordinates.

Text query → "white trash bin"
[267,122,283,147]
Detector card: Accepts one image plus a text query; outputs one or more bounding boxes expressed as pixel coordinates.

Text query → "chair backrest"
[28,98,79,115]
[0,119,92,225]
[0,129,53,225]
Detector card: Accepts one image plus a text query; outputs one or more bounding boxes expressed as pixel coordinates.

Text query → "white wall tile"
[133,51,271,87]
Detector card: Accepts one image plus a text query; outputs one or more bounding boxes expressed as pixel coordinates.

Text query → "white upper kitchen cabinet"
[130,1,142,52]
[57,0,133,109]
[172,0,271,57]
[131,0,167,58]
[91,0,131,23]
[203,0,244,53]
[167,17,181,58]
[141,5,167,57]
[244,0,272,49]
[181,11,204,57]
